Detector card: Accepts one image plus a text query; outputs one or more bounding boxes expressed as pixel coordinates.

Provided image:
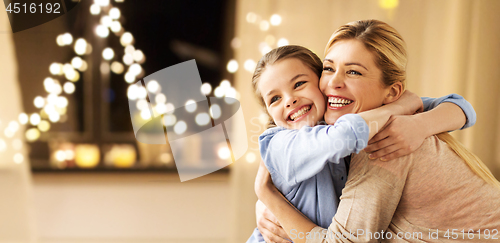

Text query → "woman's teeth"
[328,97,352,108]
[289,106,311,121]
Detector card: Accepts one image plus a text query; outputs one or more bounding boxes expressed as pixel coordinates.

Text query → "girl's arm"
[261,91,421,186]
[365,94,476,161]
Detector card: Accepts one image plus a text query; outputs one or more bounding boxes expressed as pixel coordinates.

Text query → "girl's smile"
[257,58,325,129]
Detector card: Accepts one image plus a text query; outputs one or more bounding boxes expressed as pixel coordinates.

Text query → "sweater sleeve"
[304,151,410,243]
[421,93,476,129]
[259,114,369,187]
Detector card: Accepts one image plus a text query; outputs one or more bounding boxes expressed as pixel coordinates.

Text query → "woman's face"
[320,39,391,125]
[258,58,325,129]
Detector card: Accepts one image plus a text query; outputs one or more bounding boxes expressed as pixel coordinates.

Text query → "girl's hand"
[392,90,423,115]
[256,200,291,243]
[364,115,428,161]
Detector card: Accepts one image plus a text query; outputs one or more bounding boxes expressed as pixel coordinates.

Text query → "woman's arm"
[365,94,476,160]
[261,91,422,186]
[256,151,409,243]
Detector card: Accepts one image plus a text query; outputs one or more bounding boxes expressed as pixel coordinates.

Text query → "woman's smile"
[327,95,354,110]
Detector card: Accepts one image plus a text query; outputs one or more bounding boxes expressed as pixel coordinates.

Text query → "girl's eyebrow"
[323,59,368,71]
[264,74,308,98]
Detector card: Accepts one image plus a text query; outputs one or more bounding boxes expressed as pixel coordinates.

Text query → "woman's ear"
[383,82,404,104]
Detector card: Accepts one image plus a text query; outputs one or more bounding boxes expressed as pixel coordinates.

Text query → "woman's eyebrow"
[323,59,368,71]
[345,62,368,71]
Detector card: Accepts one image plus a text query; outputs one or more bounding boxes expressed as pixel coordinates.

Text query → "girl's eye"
[294,81,306,88]
[347,70,362,75]
[270,96,280,105]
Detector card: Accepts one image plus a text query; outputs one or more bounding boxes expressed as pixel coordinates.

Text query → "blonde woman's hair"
[328,19,500,189]
[252,45,323,127]
[325,19,407,90]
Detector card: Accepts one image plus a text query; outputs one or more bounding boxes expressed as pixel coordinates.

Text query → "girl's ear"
[383,82,404,104]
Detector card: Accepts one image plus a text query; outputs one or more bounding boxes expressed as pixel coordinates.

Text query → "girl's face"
[320,39,391,125]
[258,58,325,129]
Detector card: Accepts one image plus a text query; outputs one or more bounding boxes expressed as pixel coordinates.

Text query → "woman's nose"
[285,97,298,108]
[328,73,345,89]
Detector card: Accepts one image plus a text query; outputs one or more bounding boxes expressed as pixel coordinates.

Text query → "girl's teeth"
[290,106,311,121]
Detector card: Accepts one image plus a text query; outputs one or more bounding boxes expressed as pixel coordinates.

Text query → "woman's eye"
[270,96,280,104]
[294,81,306,88]
[347,70,361,75]
[323,67,334,72]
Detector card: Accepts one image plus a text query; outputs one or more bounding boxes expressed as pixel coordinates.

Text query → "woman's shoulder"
[349,135,454,186]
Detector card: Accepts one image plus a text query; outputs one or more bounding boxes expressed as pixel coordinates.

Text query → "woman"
[255,19,500,242]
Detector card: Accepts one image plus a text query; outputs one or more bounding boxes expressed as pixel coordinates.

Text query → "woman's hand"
[365,114,428,161]
[392,90,423,115]
[256,200,291,243]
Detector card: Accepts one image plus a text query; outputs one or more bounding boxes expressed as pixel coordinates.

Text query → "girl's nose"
[285,97,298,108]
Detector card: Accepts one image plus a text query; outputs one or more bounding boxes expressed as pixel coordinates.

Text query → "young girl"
[246,45,475,243]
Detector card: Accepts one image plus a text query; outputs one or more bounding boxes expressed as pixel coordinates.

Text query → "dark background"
[12,0,235,170]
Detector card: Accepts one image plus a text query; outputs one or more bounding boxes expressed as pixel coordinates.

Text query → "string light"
[277,38,289,47]
[244,59,256,72]
[155,93,166,104]
[71,57,83,69]
[63,82,75,94]
[90,4,100,15]
[1,1,148,166]
[109,7,121,19]
[246,12,257,23]
[120,32,134,46]
[34,96,45,108]
[102,48,115,60]
[246,152,256,163]
[100,16,112,27]
[200,83,212,95]
[174,121,187,135]
[195,113,210,126]
[62,33,73,45]
[18,113,28,125]
[163,114,176,126]
[209,104,221,119]
[146,80,160,93]
[270,14,282,26]
[74,38,87,55]
[96,25,110,38]
[259,20,270,31]
[227,59,238,73]
[13,153,24,164]
[110,21,122,33]
[185,99,197,113]
[218,147,231,160]
[38,120,51,132]
[111,61,124,74]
